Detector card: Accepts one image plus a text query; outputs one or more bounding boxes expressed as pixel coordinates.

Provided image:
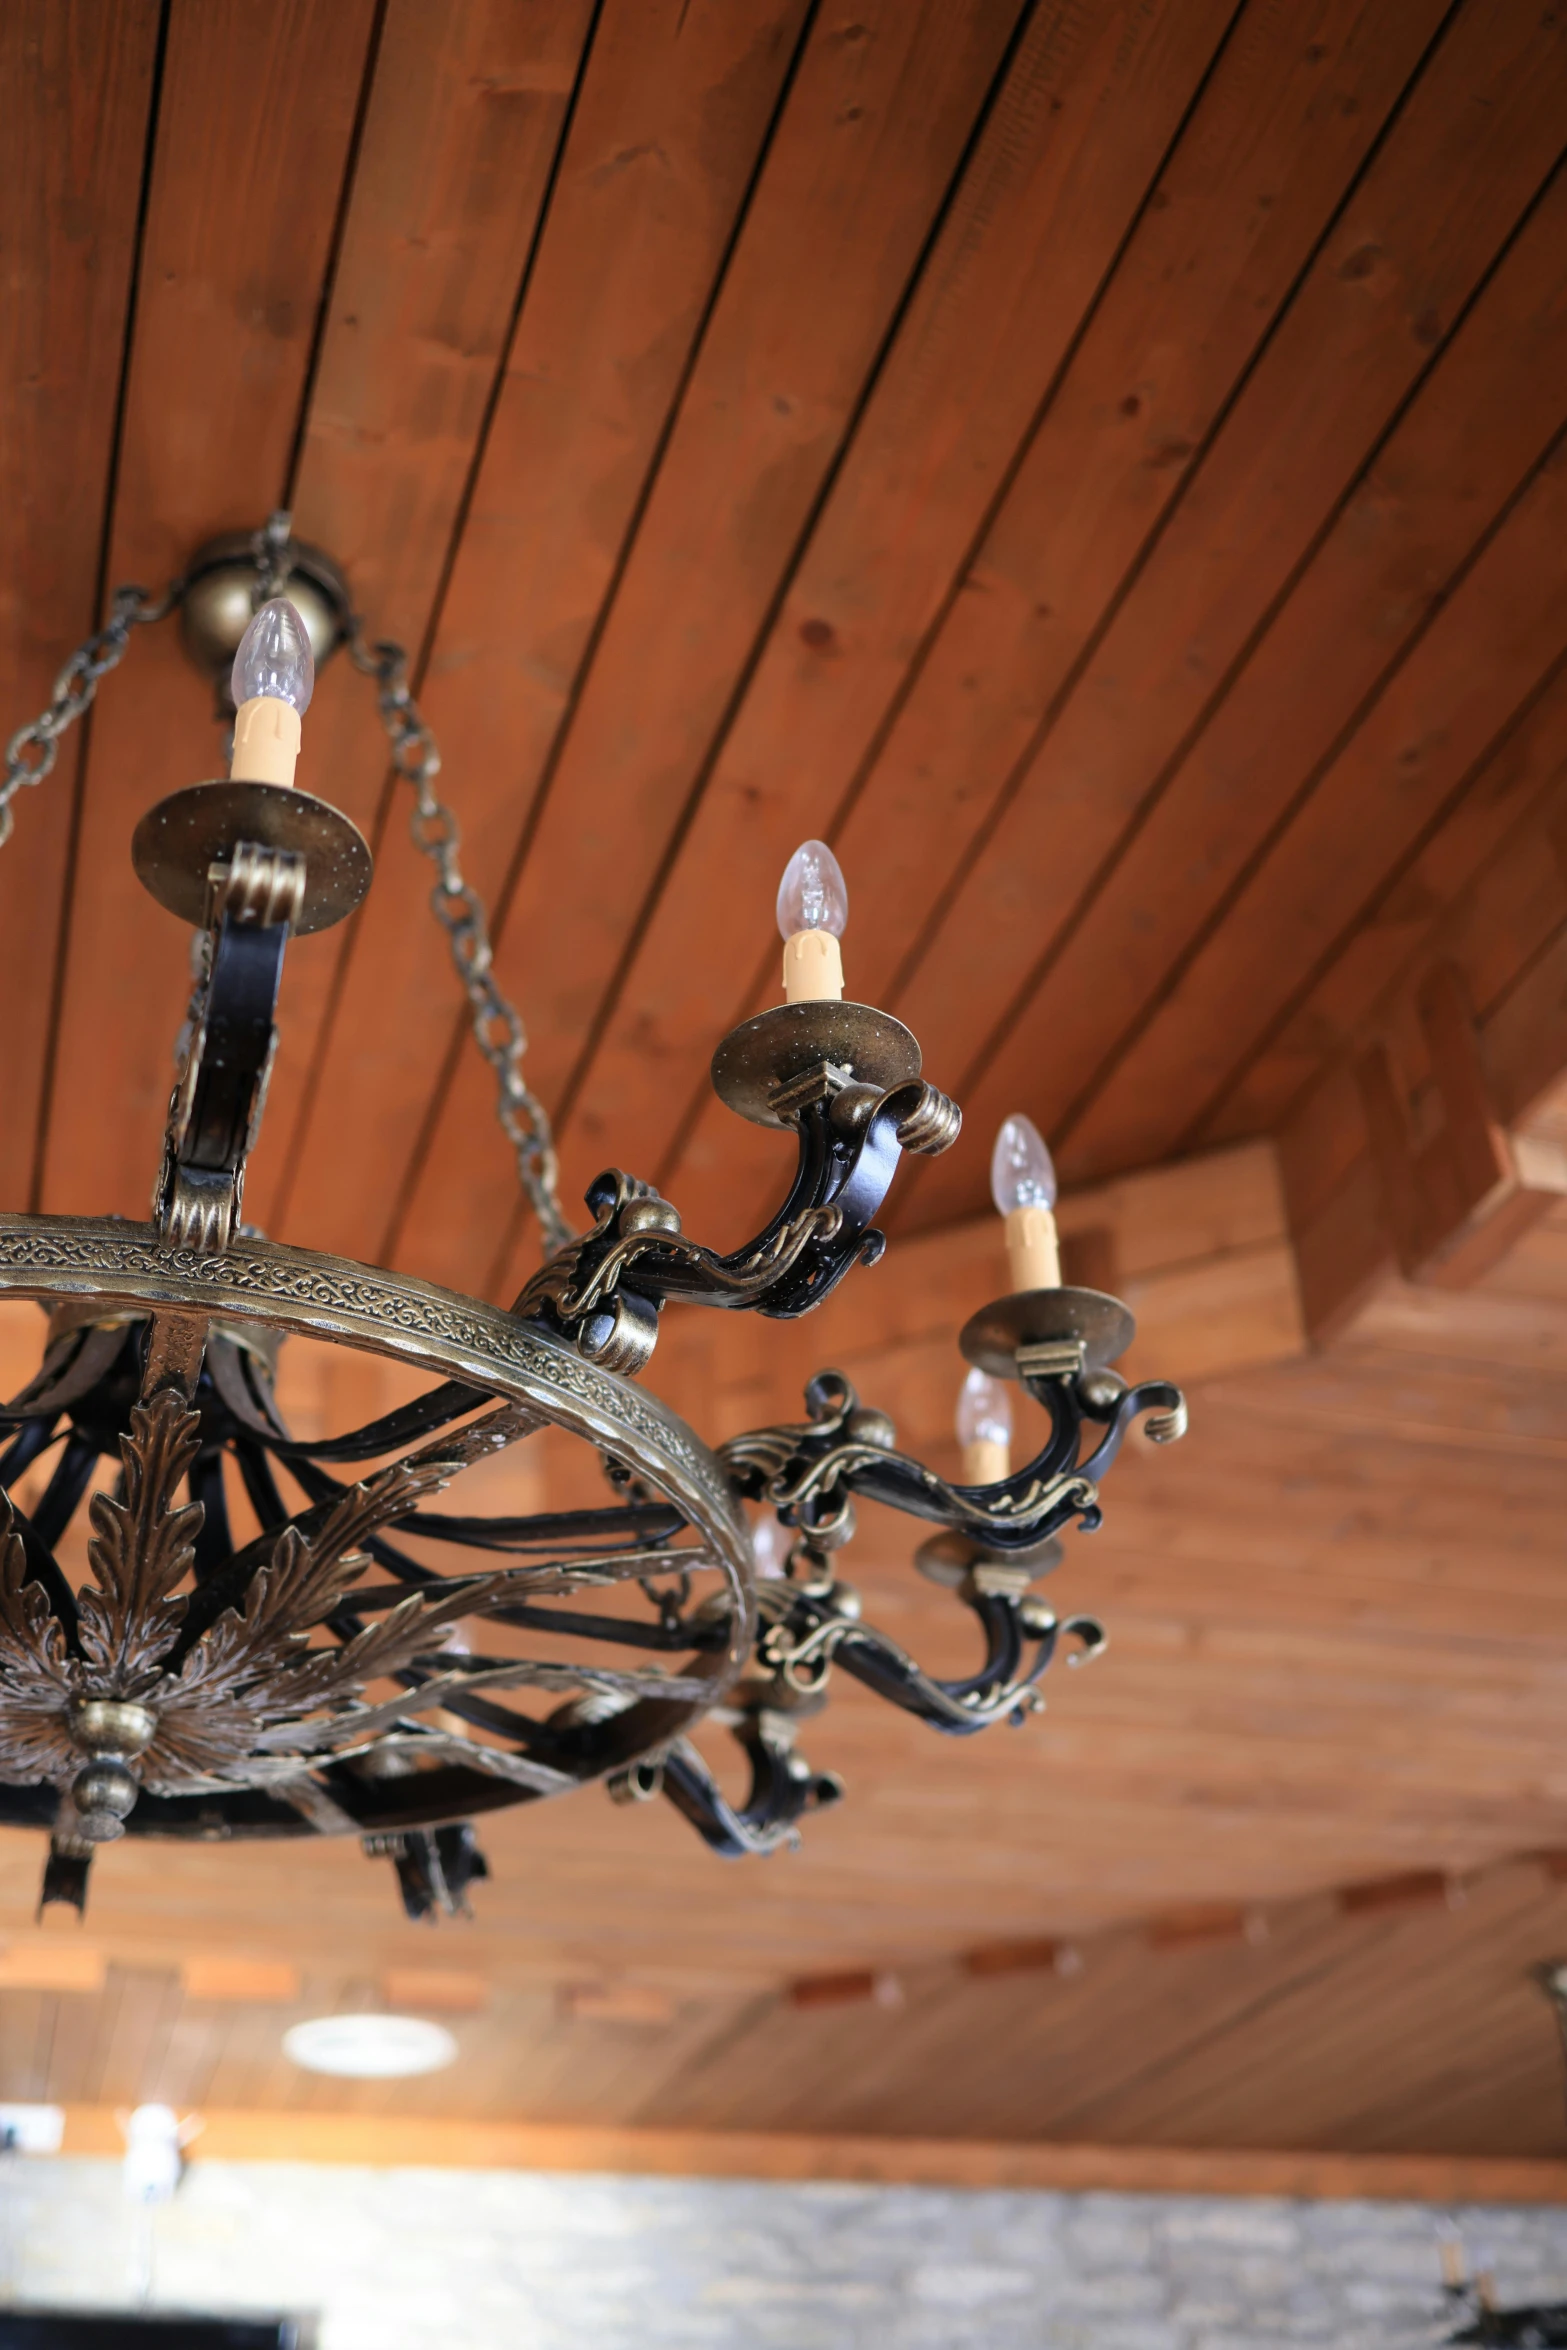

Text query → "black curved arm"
[659,1719,844,1859]
[722,1367,1180,1560]
[513,1073,959,1373]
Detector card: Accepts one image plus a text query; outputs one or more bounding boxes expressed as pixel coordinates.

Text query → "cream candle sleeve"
[782,927,844,1003]
[961,1437,1010,1485]
[1005,1201,1061,1291]
[230,694,302,787]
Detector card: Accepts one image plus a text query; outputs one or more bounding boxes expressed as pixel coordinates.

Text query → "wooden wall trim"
[51,2107,1567,2203]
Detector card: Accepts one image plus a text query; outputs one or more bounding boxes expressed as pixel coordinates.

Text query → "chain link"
[346,623,573,1256]
[1,581,179,847]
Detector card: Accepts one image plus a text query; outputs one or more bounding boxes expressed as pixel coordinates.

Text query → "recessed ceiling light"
[282,2014,457,2079]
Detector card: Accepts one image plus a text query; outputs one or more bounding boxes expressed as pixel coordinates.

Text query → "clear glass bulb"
[990,1113,1056,1214]
[955,1366,1012,1450]
[231,596,315,713]
[776,838,847,939]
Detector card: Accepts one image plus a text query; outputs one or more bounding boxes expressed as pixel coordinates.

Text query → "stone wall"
[4,2157,1566,2350]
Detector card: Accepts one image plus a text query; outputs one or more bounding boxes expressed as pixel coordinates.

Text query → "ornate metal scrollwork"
[514,1002,961,1373]
[669,1346,1185,1849]
[724,1359,1182,1559]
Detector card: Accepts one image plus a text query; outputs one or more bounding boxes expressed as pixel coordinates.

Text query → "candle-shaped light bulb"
[776,838,847,1004]
[229,597,314,788]
[231,598,315,712]
[991,1113,1061,1292]
[956,1366,1012,1484]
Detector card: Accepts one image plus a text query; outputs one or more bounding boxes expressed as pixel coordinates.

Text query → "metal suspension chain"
[345,622,573,1256]
[0,523,572,1257]
[0,582,178,848]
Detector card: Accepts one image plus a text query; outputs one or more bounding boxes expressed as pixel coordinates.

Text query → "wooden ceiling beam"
[36,0,380,1221]
[1280,749,1567,1336]
[882,0,1567,1236]
[39,2104,1567,2201]
[0,2,161,1208]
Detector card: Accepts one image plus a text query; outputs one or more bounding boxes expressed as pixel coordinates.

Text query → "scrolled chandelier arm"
[0,516,1184,1920]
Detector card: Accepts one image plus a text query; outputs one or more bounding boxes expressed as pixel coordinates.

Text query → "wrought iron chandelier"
[0,515,1185,1921]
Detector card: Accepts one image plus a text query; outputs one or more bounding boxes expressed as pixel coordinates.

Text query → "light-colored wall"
[4,2158,1567,2350]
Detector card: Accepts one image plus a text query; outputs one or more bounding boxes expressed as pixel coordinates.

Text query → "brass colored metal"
[72,1700,157,1757]
[960,1288,1137,1380]
[178,528,352,691]
[914,1530,1064,1587]
[712,1002,922,1129]
[215,839,306,929]
[1016,1337,1088,1380]
[132,782,372,936]
[894,1082,962,1156]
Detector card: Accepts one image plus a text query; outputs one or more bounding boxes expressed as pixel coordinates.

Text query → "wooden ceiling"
[3,0,1567,2164]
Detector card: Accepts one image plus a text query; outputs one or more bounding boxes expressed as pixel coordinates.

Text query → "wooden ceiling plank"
[881,0,1567,1237]
[539,0,1241,1224]
[1221,660,1567,1145]
[0,1987,48,2107]
[1077,471,1567,1180]
[274,0,813,1265]
[0,1,162,1211]
[242,0,601,1235]
[1092,1875,1560,2152]
[971,154,1567,1199]
[651,0,1535,1256]
[95,1964,183,2112]
[375,0,1029,1291]
[37,0,381,1221]
[932,1921,1359,2147]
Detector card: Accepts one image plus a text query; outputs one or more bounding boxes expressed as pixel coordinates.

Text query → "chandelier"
[0,516,1184,1921]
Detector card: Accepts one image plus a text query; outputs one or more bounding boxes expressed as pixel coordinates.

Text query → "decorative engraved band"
[0,1214,755,1690]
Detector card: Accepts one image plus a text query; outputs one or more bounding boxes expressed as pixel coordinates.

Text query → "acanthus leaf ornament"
[77,1388,205,1692]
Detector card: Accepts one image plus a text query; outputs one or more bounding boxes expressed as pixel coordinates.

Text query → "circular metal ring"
[0,1214,754,1838]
